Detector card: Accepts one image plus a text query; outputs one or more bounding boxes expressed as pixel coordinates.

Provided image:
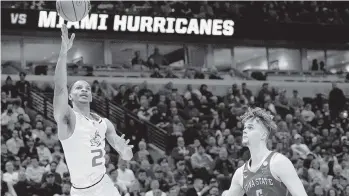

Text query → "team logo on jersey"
[90,130,102,147]
[261,162,268,174]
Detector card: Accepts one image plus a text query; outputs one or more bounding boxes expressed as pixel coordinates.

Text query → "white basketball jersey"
[60,111,107,188]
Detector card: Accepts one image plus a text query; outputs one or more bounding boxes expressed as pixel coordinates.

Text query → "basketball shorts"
[70,175,121,196]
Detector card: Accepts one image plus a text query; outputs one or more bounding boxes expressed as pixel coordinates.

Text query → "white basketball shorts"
[70,175,121,196]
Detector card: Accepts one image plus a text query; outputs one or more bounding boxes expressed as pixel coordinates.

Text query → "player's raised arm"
[53,25,75,125]
[272,154,308,196]
[223,167,245,196]
[105,118,134,161]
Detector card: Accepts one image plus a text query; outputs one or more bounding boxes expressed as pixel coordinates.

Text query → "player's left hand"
[120,134,134,160]
[121,145,133,161]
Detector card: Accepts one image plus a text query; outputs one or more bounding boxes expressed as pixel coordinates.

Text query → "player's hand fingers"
[69,33,75,47]
[61,24,65,33]
[70,33,75,42]
[61,24,66,36]
[125,139,130,144]
[120,134,125,139]
[128,145,134,149]
[62,25,69,41]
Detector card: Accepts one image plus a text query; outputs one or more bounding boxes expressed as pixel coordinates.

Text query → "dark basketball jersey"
[242,151,289,196]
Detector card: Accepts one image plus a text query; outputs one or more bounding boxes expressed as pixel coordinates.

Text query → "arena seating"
[1,1,349,196]
[1,72,349,196]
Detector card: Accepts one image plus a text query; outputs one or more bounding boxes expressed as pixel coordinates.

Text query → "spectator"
[18,138,38,161]
[213,148,235,179]
[36,142,53,163]
[291,134,311,159]
[49,145,61,160]
[132,51,146,66]
[149,47,168,66]
[17,113,31,132]
[134,141,153,164]
[6,130,24,156]
[117,159,137,191]
[14,171,34,196]
[15,72,31,100]
[290,90,304,109]
[164,68,178,78]
[136,169,151,193]
[173,160,190,182]
[302,103,316,122]
[25,156,45,185]
[39,172,62,196]
[150,68,164,78]
[42,161,62,185]
[275,89,291,118]
[31,121,46,142]
[1,76,19,100]
[2,104,19,130]
[54,182,71,196]
[328,83,346,120]
[3,161,19,185]
[185,178,211,196]
[105,154,116,174]
[241,83,253,104]
[138,81,153,98]
[145,179,167,196]
[91,80,103,96]
[110,168,128,194]
[171,137,195,163]
[40,126,59,150]
[153,164,170,192]
[190,145,213,182]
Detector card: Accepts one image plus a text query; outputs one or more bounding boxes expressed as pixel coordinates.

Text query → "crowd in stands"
[1,71,349,196]
[2,1,349,25]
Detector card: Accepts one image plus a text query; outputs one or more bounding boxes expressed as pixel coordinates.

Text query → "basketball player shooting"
[53,24,133,196]
[223,107,308,196]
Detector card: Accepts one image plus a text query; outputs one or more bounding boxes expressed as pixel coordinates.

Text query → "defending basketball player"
[223,107,308,196]
[53,24,133,196]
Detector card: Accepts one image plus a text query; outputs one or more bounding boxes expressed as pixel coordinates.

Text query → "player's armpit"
[224,167,245,196]
[273,154,308,196]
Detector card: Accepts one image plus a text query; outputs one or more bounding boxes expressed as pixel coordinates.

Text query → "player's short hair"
[240,107,277,133]
[68,80,91,93]
[68,81,77,94]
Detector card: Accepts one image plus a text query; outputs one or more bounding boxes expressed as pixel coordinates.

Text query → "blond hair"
[240,107,277,132]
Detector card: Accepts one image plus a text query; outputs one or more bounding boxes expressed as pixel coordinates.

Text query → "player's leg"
[69,183,99,196]
[81,175,121,196]
[69,187,84,196]
[101,175,122,196]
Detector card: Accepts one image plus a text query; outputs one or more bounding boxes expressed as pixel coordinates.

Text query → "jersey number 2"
[256,189,263,196]
[91,149,103,167]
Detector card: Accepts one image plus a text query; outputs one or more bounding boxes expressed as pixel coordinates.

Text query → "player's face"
[242,118,266,146]
[70,80,92,104]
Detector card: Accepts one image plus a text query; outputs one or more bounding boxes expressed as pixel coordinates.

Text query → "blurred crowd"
[2,71,349,196]
[2,1,349,25]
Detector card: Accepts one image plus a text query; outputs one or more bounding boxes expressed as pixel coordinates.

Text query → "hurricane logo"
[90,130,102,147]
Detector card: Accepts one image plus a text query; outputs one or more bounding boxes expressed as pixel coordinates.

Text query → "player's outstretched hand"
[60,24,75,54]
[121,145,134,161]
[120,134,134,161]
